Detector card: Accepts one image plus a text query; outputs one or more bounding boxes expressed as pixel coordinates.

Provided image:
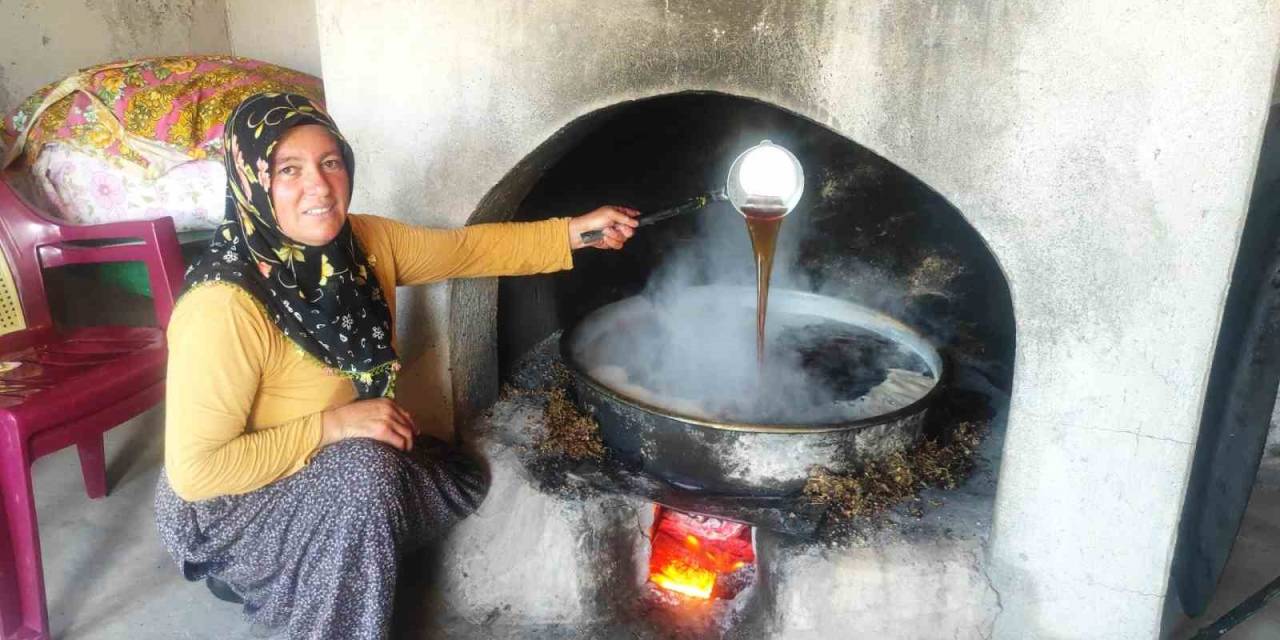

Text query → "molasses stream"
[726,140,806,361]
[744,207,783,359]
[578,140,805,360]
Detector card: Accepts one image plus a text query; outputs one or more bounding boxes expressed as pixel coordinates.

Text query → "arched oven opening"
[468,92,1015,630]
[501,90,1013,466]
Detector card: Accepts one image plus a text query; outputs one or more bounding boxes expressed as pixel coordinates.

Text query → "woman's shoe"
[205,575,244,604]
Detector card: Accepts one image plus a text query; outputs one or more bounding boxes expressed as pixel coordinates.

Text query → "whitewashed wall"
[224,0,322,77]
[316,2,1280,637]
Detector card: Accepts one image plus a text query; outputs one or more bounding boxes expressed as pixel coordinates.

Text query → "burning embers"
[647,506,756,602]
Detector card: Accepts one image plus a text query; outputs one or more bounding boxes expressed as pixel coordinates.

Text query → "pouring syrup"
[742,205,786,362]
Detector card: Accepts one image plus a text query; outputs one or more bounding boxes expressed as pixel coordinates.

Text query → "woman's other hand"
[568,205,640,250]
[320,398,416,451]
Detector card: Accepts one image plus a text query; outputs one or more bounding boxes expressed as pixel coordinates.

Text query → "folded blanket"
[1,55,324,179]
[0,56,323,231]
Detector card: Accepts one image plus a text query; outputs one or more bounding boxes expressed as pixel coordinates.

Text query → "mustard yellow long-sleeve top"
[164,214,572,501]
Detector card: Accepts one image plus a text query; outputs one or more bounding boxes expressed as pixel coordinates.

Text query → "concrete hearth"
[315,2,1280,637]
[430,398,651,628]
[412,379,1004,639]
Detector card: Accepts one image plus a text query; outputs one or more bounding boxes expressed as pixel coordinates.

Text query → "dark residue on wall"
[90,0,203,52]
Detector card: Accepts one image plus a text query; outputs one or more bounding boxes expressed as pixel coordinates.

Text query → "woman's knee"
[314,438,406,508]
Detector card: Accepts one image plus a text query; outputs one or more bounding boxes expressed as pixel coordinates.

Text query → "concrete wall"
[316,1,1279,637]
[1274,58,1280,104]
[224,0,322,77]
[0,0,231,117]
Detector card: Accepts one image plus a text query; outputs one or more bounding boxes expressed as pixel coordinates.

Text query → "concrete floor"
[23,403,1280,639]
[29,407,246,639]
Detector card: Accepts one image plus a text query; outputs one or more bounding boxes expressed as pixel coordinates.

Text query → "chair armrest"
[38,216,186,329]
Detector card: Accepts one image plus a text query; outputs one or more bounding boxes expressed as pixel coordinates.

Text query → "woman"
[153,92,637,639]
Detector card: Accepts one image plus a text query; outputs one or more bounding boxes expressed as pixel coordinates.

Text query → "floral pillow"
[32,144,224,232]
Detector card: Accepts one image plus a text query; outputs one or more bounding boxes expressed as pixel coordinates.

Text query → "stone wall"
[315,2,1280,637]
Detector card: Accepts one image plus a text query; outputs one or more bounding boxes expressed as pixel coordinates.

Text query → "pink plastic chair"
[0,178,184,640]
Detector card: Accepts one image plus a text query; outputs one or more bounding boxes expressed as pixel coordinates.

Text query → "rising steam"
[568,203,939,425]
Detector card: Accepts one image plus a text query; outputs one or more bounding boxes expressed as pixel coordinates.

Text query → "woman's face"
[270,124,350,246]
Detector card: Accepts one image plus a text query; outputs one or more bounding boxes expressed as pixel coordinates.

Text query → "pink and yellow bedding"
[1,56,323,231]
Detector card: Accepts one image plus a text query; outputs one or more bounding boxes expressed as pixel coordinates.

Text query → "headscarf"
[184,92,398,398]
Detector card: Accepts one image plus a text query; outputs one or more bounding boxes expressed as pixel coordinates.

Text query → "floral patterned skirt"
[154,437,487,640]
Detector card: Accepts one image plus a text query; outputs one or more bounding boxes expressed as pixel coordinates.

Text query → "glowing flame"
[650,559,716,599]
[647,506,756,601]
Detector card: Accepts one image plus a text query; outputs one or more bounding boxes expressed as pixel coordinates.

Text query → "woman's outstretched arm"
[351,206,637,287]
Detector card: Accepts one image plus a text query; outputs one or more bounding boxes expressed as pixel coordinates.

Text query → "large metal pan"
[561,286,945,496]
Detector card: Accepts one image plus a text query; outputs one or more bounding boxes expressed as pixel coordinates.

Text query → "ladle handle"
[579,192,726,245]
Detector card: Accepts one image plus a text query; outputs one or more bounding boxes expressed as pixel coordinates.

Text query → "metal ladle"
[726,139,805,218]
[577,139,804,245]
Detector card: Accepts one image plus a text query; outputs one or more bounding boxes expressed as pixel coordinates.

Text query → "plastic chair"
[0,178,184,640]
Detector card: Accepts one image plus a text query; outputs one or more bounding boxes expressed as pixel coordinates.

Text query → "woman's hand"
[568,205,641,250]
[320,398,416,451]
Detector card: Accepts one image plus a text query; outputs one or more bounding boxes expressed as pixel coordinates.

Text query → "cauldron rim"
[559,287,947,434]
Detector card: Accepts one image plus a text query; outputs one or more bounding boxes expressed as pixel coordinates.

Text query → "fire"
[650,559,717,599]
[647,506,756,601]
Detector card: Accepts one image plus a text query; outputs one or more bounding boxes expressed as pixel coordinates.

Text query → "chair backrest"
[0,178,61,333]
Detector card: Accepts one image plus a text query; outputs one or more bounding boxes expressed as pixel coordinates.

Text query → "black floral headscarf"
[185,92,398,398]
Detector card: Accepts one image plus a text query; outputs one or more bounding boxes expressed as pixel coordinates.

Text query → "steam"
[568,204,940,425]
